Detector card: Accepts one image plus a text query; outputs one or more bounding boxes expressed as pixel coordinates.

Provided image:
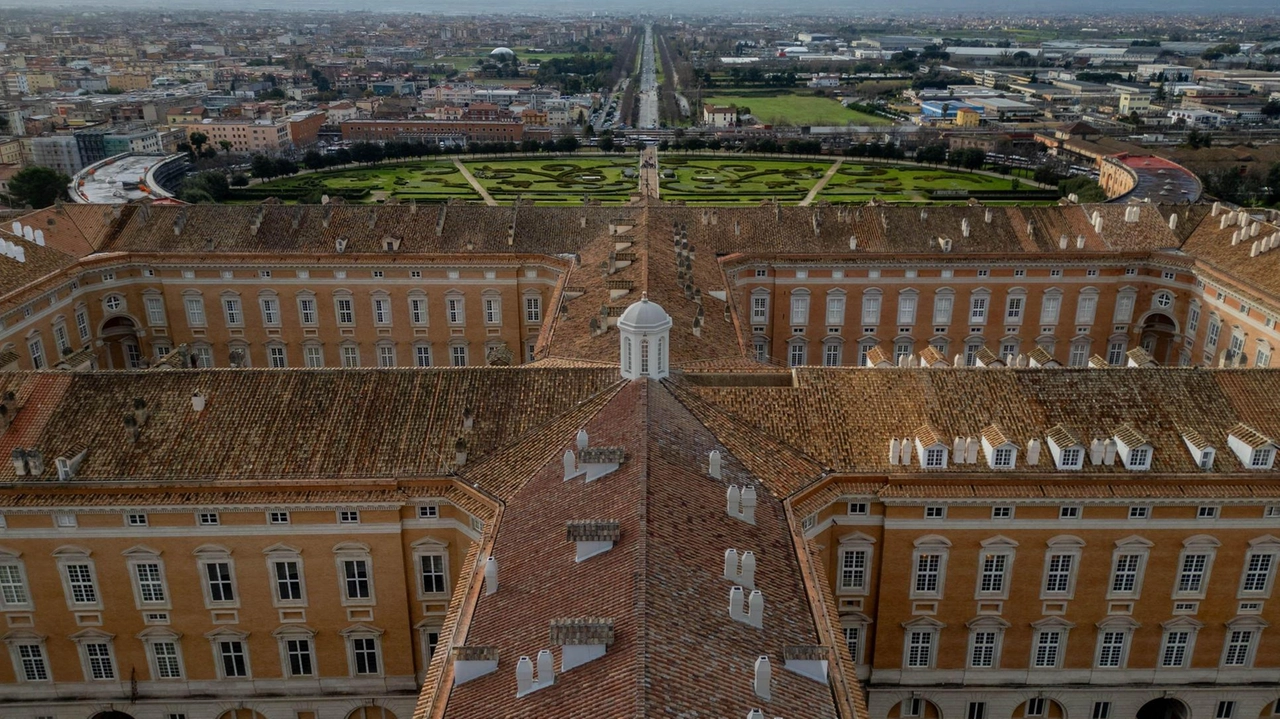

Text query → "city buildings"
[0,199,1279,719]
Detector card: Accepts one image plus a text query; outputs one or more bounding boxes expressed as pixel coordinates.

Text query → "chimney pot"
[741,485,757,524]
[747,589,764,628]
[484,556,498,595]
[563,449,578,481]
[191,391,207,412]
[729,585,745,622]
[576,429,589,450]
[516,656,534,695]
[709,450,722,479]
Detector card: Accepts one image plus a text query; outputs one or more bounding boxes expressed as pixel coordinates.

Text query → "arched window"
[640,339,650,375]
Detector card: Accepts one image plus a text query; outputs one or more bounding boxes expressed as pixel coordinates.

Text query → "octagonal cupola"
[618,293,672,380]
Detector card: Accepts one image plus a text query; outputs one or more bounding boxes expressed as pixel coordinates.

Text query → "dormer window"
[993,447,1014,468]
[925,447,946,468]
[1112,424,1153,471]
[1201,450,1215,470]
[981,424,1017,469]
[1127,447,1151,469]
[915,426,948,470]
[1059,447,1082,468]
[1046,424,1085,471]
[1227,423,1277,470]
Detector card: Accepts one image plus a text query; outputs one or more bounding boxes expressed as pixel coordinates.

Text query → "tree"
[189,131,209,156]
[1058,176,1107,203]
[218,140,233,155]
[1263,99,1280,121]
[303,150,326,171]
[273,158,299,177]
[178,171,231,203]
[7,166,70,208]
[250,154,277,180]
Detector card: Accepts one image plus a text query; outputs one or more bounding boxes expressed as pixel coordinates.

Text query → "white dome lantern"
[618,293,672,380]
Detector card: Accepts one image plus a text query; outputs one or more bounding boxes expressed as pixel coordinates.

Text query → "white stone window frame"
[193,544,240,610]
[933,288,955,326]
[263,543,308,608]
[966,615,1010,669]
[445,290,466,325]
[902,616,944,670]
[969,288,991,325]
[1106,536,1152,601]
[334,290,356,327]
[206,627,252,680]
[1029,617,1074,669]
[138,626,185,681]
[974,536,1018,601]
[142,289,167,327]
[417,615,446,672]
[341,624,386,678]
[1173,535,1220,600]
[750,287,771,324]
[295,290,319,327]
[1157,616,1203,670]
[910,535,951,601]
[0,547,33,611]
[1238,535,1280,599]
[256,289,281,328]
[123,545,172,611]
[1047,436,1085,471]
[790,288,811,326]
[523,290,543,325]
[70,628,118,682]
[4,629,50,683]
[1039,535,1085,600]
[897,288,919,326]
[1093,615,1139,669]
[1219,616,1265,669]
[53,545,103,611]
[1113,286,1138,324]
[333,541,377,608]
[825,288,847,327]
[273,624,318,679]
[412,536,451,601]
[1075,287,1100,325]
[840,613,871,665]
[220,291,244,328]
[1039,288,1063,326]
[1005,287,1027,324]
[861,288,883,325]
[836,532,876,596]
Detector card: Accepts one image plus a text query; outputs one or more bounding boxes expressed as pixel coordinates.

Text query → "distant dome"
[490,47,516,58]
[618,294,672,333]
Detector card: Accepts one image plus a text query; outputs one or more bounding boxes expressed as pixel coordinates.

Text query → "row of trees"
[913,143,987,170]
[1201,163,1280,207]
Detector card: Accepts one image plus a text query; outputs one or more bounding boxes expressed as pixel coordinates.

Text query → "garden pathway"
[453,158,498,206]
[639,146,660,199]
[799,159,844,206]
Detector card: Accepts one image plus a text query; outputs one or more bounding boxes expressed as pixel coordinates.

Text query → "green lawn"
[248,162,481,203]
[463,158,639,203]
[659,157,829,203]
[701,92,892,127]
[817,164,1018,203]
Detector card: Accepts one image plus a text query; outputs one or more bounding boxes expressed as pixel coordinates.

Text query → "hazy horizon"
[2,0,1280,15]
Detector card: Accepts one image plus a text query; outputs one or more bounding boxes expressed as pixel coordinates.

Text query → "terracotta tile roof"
[1228,422,1273,449]
[687,367,1280,476]
[1046,423,1081,449]
[0,232,79,298]
[0,367,619,484]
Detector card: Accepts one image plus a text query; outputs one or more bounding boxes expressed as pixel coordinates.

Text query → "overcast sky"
[2,0,1279,13]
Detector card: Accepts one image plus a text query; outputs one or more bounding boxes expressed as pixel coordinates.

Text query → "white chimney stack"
[724,549,756,588]
[753,656,772,700]
[966,437,979,464]
[889,438,901,465]
[1103,439,1117,466]
[1090,438,1105,465]
[727,485,757,524]
[729,585,745,623]
[191,392,207,412]
[563,449,577,481]
[747,711,766,719]
[899,437,911,464]
[709,450,722,479]
[1026,439,1040,466]
[484,556,498,595]
[515,650,556,697]
[747,589,763,627]
[953,436,965,463]
[576,429,589,450]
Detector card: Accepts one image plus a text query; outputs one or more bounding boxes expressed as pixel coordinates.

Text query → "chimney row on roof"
[515,649,555,697]
[727,484,757,525]
[724,549,757,589]
[728,585,764,628]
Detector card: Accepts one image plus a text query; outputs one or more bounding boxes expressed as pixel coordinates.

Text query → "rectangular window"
[373,298,391,325]
[198,512,219,525]
[1177,554,1208,594]
[914,554,941,594]
[1027,699,1046,717]
[844,625,860,663]
[145,296,166,325]
[342,559,371,600]
[898,295,917,325]
[968,703,987,719]
[204,562,234,603]
[418,503,439,519]
[1224,630,1253,666]
[1040,294,1061,324]
[415,345,432,367]
[861,295,881,324]
[1060,448,1082,467]
[135,562,166,604]
[1216,702,1235,719]
[1161,631,1190,668]
[268,511,290,525]
[824,343,841,366]
[1097,631,1126,667]
[268,346,286,368]
[970,296,988,323]
[218,640,247,677]
[1076,294,1097,324]
[260,297,279,326]
[1093,703,1111,719]
[222,298,242,326]
[1129,506,1150,519]
[751,296,768,323]
[28,338,44,370]
[906,631,933,668]
[152,641,182,679]
[304,345,323,368]
[979,554,1007,594]
[970,631,997,667]
[1242,553,1273,593]
[1207,321,1221,349]
[1114,294,1135,323]
[410,298,428,325]
[925,506,945,518]
[66,564,97,604]
[447,297,464,324]
[451,345,468,367]
[0,563,27,607]
[378,345,395,367]
[339,510,360,524]
[839,549,867,591]
[17,643,48,681]
[1034,631,1061,667]
[193,346,212,368]
[825,296,845,326]
[341,345,359,368]
[525,296,541,323]
[1059,506,1080,519]
[791,296,809,325]
[336,298,354,325]
[1111,554,1141,594]
[298,298,317,325]
[1188,305,1200,334]
[1045,554,1073,594]
[273,560,303,602]
[286,638,314,676]
[420,554,446,594]
[993,447,1014,468]
[1107,341,1126,365]
[76,309,91,340]
[482,297,501,325]
[933,294,953,325]
[1198,505,1219,519]
[1006,296,1023,321]
[352,637,380,675]
[85,643,115,680]
[1069,342,1088,366]
[992,506,1012,519]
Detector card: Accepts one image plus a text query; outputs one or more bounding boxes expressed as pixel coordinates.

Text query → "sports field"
[701,92,891,127]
